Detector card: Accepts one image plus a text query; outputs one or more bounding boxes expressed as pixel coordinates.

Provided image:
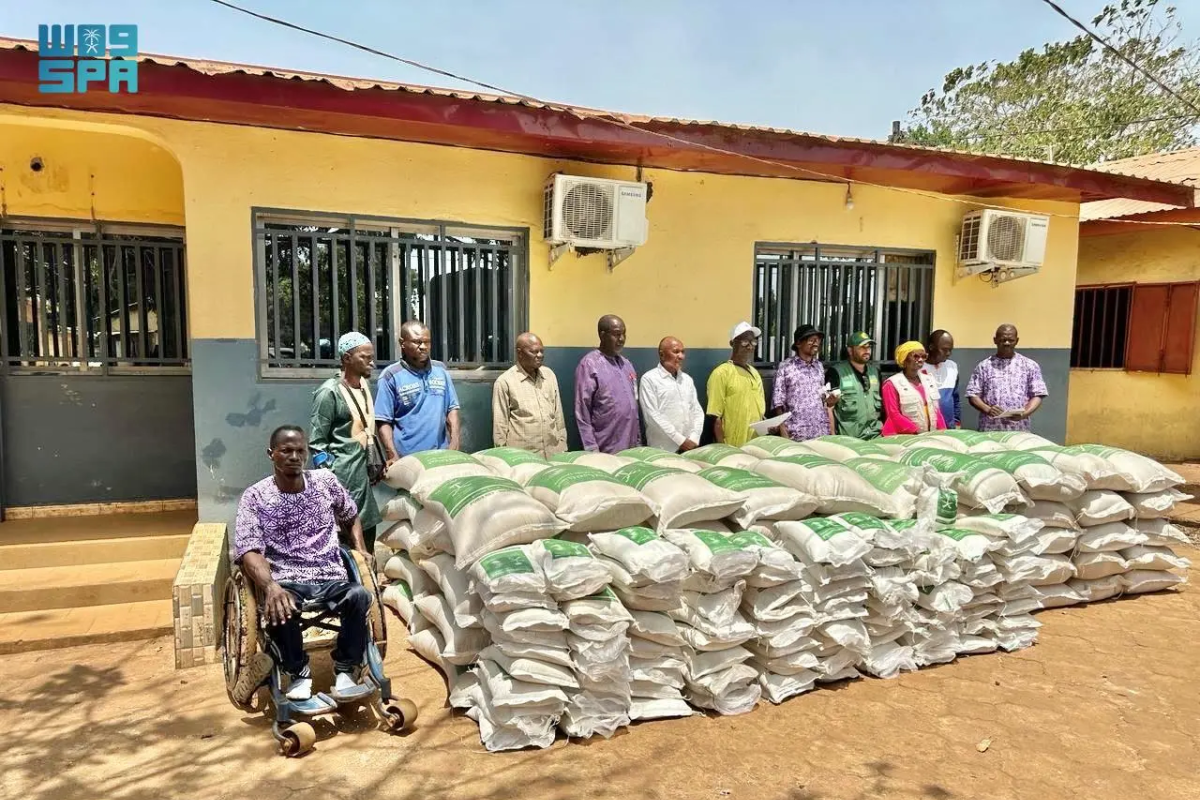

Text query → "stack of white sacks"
[369,436,1190,752]
[1028,442,1193,605]
[770,517,873,685]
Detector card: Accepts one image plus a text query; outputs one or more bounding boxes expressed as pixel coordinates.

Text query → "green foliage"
[904,0,1200,164]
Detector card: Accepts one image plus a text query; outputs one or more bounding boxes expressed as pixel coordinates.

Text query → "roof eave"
[1081,206,1200,236]
[0,44,1194,208]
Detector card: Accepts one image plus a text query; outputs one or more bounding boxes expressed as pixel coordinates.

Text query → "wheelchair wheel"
[384,698,419,732]
[350,549,388,660]
[222,571,262,710]
[279,722,316,757]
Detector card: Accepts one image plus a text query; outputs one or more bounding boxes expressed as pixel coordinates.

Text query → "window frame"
[1070,282,1133,371]
[1072,280,1199,376]
[0,216,190,377]
[752,241,937,371]
[250,207,530,381]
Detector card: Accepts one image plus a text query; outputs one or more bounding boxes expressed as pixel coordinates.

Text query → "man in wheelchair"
[233,424,373,702]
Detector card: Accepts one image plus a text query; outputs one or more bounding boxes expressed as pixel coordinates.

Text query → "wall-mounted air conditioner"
[543,174,648,269]
[957,209,1049,284]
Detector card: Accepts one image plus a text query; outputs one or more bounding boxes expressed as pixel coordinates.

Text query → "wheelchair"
[221,547,418,756]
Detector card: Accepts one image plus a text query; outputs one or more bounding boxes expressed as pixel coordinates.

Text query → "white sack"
[525,464,656,532]
[419,475,567,568]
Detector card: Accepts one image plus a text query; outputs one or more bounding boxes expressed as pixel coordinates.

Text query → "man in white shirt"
[920,329,961,429]
[639,336,704,452]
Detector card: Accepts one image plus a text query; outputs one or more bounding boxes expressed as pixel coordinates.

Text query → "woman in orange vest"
[881,341,946,436]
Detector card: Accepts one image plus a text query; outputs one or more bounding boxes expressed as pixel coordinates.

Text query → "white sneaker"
[333,672,359,693]
[285,677,312,701]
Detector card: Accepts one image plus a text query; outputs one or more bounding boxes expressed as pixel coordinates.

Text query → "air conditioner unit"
[957,209,1049,282]
[543,174,648,268]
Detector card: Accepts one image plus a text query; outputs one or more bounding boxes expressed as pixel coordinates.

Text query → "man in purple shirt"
[966,323,1049,432]
[574,314,641,453]
[235,425,370,702]
[771,324,837,441]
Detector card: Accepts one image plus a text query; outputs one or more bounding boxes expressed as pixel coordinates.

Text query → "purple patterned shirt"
[965,353,1049,432]
[771,355,832,441]
[234,470,358,583]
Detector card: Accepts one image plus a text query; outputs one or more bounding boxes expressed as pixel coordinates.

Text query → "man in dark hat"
[770,324,836,441]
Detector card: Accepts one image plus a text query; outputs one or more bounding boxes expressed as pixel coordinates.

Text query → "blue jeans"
[266,580,371,677]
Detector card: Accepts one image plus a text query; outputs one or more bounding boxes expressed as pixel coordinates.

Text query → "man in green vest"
[823,331,883,439]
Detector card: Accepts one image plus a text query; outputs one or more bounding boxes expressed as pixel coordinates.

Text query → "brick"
[172,523,229,670]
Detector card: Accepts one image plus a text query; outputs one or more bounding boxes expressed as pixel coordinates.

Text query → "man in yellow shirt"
[705,322,767,447]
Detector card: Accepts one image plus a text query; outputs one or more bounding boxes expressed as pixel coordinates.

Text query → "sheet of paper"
[750,412,791,436]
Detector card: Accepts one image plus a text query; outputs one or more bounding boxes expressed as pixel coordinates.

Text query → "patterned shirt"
[772,355,832,441]
[965,353,1049,432]
[234,470,358,583]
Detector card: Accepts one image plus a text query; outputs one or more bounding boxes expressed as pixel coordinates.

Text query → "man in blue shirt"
[376,320,461,461]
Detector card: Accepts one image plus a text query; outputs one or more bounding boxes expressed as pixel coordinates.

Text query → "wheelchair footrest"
[328,682,376,705]
[287,693,339,716]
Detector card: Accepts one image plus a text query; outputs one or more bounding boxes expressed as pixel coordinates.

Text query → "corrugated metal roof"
[0,36,1074,169]
[7,36,1200,208]
[1082,148,1200,221]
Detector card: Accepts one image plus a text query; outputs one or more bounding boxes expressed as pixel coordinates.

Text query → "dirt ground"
[2,549,1198,800]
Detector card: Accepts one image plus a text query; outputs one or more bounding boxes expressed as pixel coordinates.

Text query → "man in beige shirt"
[491,331,568,457]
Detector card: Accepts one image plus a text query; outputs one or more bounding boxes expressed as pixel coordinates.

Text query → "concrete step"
[0,533,192,570]
[0,509,197,544]
[0,558,181,613]
[0,599,174,655]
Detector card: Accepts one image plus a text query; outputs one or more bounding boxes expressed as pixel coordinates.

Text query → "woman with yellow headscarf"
[881,341,946,436]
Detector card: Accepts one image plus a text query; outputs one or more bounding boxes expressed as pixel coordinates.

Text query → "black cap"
[793,324,824,343]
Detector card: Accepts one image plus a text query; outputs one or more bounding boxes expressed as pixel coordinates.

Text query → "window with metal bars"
[752,243,936,368]
[1071,284,1131,369]
[254,211,527,375]
[0,223,189,373]
[1072,281,1199,374]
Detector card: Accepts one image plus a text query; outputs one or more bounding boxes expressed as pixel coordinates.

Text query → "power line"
[205,0,517,97]
[203,0,1196,225]
[1037,0,1200,118]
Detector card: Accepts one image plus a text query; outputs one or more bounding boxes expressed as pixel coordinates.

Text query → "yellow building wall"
[0,104,1078,347]
[0,121,184,225]
[1069,227,1200,459]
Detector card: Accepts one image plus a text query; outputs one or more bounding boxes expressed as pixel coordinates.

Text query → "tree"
[903,0,1200,164]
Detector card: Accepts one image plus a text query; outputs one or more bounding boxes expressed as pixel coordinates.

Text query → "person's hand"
[768,425,784,437]
[263,581,297,627]
[986,405,1004,418]
[448,437,462,452]
[823,393,840,408]
[678,439,698,452]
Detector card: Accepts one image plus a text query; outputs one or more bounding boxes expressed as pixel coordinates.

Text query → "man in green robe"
[823,331,883,440]
[310,331,384,549]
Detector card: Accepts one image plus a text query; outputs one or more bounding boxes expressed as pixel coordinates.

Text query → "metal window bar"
[254,216,526,373]
[0,228,188,372]
[753,244,935,368]
[1070,285,1131,370]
